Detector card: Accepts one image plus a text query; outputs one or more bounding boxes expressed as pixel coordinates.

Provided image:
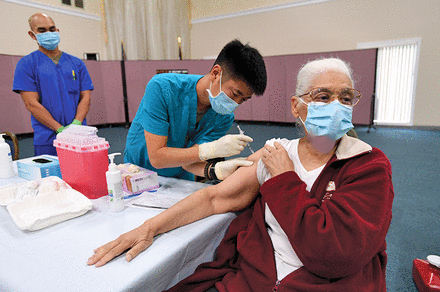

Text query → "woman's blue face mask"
[206,72,238,115]
[299,98,354,141]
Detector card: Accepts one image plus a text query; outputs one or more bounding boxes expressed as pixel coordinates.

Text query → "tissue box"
[118,163,159,198]
[17,155,62,181]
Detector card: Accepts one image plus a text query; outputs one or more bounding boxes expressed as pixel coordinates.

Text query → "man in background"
[13,13,93,156]
[125,40,267,181]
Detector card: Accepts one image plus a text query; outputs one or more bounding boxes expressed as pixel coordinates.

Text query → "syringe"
[237,125,255,154]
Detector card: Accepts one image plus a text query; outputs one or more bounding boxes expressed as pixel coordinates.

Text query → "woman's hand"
[261,141,295,177]
[87,222,155,267]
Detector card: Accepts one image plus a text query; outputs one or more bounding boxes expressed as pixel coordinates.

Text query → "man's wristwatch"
[209,162,218,180]
[204,158,224,180]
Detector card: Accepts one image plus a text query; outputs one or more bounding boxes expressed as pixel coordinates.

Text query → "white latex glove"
[199,134,253,161]
[214,158,254,180]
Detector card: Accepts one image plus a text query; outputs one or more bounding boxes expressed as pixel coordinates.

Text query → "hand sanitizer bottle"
[0,133,15,179]
[106,153,124,212]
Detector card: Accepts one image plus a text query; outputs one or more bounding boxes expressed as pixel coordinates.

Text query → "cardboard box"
[17,155,62,181]
[118,163,159,198]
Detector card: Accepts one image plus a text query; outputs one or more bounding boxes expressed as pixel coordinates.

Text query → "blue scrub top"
[13,50,94,146]
[124,73,234,180]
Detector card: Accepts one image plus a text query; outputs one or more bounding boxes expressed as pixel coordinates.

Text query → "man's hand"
[215,158,253,180]
[199,134,253,161]
[56,126,66,133]
[87,223,155,267]
[65,119,82,129]
[71,119,82,125]
[57,119,81,134]
[261,142,295,177]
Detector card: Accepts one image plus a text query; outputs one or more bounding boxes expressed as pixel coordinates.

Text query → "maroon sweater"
[165,138,394,292]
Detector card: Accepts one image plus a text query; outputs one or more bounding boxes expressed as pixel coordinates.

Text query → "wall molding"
[191,0,334,24]
[357,37,422,49]
[2,0,101,21]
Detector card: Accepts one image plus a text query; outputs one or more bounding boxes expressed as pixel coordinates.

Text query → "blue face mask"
[299,99,354,141]
[35,31,60,51]
[206,73,238,115]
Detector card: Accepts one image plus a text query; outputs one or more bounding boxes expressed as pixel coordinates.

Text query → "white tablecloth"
[0,175,236,292]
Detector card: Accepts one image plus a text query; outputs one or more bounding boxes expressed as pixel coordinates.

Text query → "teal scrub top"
[12,50,93,146]
[124,73,234,180]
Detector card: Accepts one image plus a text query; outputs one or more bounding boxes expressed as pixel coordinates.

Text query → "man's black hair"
[213,39,267,96]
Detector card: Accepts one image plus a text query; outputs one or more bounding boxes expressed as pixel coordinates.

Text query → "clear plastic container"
[0,133,14,179]
[53,125,110,199]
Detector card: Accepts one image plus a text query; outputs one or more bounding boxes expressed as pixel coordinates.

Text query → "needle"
[237,125,255,154]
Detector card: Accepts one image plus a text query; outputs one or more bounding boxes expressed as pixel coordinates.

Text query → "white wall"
[190,0,440,127]
[2,0,439,126]
[0,0,103,59]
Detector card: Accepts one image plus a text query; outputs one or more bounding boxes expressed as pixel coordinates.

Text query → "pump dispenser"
[106,153,124,212]
[0,134,15,179]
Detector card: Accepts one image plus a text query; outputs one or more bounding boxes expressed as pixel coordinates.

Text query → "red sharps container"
[54,125,110,199]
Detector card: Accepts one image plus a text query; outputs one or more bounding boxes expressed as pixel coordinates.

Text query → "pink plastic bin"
[53,125,110,199]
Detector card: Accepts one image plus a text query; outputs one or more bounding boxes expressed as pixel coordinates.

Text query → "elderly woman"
[88,58,394,292]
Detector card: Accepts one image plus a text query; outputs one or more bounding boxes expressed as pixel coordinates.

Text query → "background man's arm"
[20,91,62,131]
[74,90,91,123]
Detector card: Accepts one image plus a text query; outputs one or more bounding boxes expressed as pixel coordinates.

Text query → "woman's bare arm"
[87,150,263,267]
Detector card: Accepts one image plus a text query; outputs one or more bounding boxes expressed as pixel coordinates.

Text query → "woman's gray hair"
[295,58,354,96]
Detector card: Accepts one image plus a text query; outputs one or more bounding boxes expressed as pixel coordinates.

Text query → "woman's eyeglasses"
[300,88,362,106]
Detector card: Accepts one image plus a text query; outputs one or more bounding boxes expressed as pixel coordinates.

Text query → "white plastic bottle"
[106,153,124,212]
[0,134,15,179]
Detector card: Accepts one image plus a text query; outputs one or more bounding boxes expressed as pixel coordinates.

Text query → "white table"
[0,175,236,292]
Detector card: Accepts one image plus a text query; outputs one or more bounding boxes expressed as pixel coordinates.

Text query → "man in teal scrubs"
[13,13,93,156]
[124,40,267,181]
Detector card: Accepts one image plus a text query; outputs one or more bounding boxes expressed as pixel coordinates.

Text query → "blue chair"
[1,131,19,160]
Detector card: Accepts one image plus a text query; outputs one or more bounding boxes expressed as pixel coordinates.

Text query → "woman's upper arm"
[210,149,263,214]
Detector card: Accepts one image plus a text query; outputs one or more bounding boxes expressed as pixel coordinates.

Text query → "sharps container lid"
[53,125,109,153]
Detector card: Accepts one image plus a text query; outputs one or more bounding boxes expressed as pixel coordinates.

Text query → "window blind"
[375,44,418,125]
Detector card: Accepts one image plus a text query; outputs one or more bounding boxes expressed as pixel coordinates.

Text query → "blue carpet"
[353,127,440,292]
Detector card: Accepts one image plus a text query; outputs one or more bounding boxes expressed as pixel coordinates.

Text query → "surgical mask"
[206,73,238,115]
[35,31,60,51]
[299,99,354,141]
